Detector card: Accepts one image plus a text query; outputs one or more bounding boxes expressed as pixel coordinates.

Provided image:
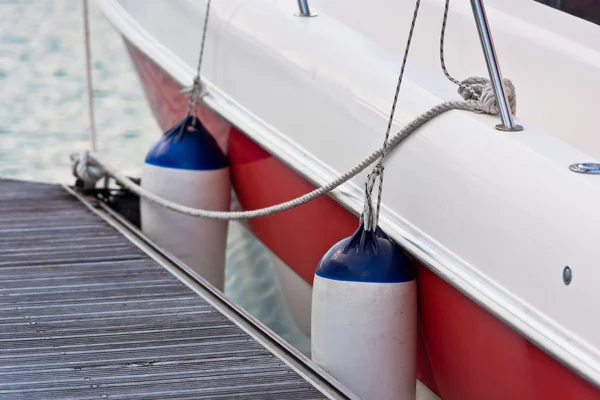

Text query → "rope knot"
[458,76,517,116]
[70,150,105,190]
[181,77,207,117]
[371,162,384,177]
[361,162,385,231]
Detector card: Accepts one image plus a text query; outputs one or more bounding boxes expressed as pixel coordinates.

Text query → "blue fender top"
[315,222,416,283]
[145,115,228,171]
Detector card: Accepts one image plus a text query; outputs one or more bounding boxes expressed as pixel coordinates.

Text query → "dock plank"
[0,179,331,400]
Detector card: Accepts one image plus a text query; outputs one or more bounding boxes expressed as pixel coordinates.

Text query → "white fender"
[141,116,230,290]
[311,223,417,399]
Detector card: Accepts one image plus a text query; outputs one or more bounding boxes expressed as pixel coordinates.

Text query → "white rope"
[458,76,517,115]
[362,164,384,231]
[84,84,503,220]
[438,0,518,113]
[82,0,97,153]
[73,0,517,221]
[71,150,104,190]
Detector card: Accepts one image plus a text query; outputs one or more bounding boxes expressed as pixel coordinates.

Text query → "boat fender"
[140,115,230,290]
[311,221,417,399]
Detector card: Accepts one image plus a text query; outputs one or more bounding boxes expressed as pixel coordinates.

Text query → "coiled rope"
[75,0,517,221]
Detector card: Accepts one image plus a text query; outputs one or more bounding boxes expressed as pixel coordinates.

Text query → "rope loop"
[183,0,212,121]
[362,162,385,231]
[182,77,207,121]
[74,89,515,221]
[74,0,519,223]
[70,150,105,190]
[361,0,422,231]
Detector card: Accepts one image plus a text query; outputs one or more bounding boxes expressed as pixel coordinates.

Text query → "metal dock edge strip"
[64,184,357,400]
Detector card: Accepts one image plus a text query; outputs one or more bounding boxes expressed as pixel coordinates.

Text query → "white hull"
[97,0,600,396]
[269,251,312,337]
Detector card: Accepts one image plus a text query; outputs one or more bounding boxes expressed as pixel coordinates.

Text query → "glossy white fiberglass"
[97,0,600,386]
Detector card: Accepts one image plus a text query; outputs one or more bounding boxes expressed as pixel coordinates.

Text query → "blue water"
[0,0,310,355]
[0,0,158,181]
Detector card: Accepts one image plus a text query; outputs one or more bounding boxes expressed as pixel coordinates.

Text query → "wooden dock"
[0,178,350,399]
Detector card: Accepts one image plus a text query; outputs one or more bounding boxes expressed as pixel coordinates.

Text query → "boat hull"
[124,39,599,400]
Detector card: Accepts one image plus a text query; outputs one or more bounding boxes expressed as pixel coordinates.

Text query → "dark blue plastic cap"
[315,222,416,283]
[145,115,228,171]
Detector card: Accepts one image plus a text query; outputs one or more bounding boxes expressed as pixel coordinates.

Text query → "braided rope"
[75,0,517,221]
[87,97,482,220]
[364,0,421,231]
[184,0,212,121]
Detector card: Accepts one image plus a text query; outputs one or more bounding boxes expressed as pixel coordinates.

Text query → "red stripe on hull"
[124,39,600,400]
[124,41,230,152]
[418,265,599,400]
[228,128,358,286]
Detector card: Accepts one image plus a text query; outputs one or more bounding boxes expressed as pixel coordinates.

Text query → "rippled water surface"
[0,0,158,181]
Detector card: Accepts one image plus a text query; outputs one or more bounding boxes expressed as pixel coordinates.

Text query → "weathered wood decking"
[0,178,344,399]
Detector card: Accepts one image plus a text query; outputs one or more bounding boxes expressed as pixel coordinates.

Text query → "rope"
[71,150,104,190]
[438,0,517,113]
[363,0,421,231]
[195,0,212,81]
[73,0,518,221]
[86,90,498,220]
[440,0,482,101]
[459,76,517,115]
[82,0,97,153]
[361,164,384,231]
[184,0,212,122]
[440,0,461,88]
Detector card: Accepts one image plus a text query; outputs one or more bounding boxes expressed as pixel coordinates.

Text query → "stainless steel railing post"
[296,0,316,17]
[470,0,523,131]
